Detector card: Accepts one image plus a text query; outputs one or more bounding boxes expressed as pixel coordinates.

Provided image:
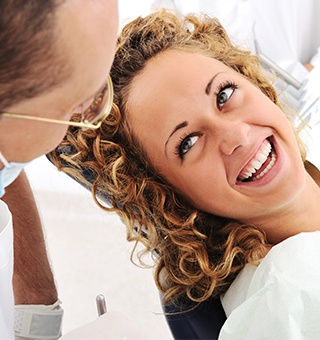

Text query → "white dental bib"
[219,231,320,339]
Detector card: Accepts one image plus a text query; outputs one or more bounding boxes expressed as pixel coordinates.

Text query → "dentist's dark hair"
[0,0,69,110]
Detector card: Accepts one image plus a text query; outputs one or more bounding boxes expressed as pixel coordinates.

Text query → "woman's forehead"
[126,51,240,116]
[129,51,230,94]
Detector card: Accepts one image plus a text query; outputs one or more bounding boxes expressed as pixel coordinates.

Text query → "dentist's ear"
[59,311,148,340]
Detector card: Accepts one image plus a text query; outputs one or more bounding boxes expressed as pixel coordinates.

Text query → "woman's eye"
[177,135,199,159]
[216,85,236,110]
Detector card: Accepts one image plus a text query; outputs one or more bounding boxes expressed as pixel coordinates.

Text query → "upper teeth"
[238,140,272,180]
[252,151,276,181]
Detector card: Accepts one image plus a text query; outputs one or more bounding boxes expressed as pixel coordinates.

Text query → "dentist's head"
[0,0,119,195]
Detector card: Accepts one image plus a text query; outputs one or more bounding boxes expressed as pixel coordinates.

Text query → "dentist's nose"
[216,120,250,155]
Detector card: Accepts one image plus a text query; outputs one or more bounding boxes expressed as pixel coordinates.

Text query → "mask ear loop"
[0,152,10,167]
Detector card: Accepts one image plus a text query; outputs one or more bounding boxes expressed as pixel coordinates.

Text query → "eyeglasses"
[0,75,114,130]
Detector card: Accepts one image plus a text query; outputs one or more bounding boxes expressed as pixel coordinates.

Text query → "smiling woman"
[125,49,305,228]
[50,9,320,339]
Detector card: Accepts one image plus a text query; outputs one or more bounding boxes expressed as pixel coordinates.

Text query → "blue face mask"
[0,152,31,197]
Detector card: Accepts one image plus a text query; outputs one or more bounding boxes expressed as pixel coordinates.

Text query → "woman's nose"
[216,119,250,155]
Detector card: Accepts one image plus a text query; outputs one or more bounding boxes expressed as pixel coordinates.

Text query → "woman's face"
[126,50,305,226]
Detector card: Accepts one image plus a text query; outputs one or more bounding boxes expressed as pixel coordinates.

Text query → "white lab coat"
[0,200,14,339]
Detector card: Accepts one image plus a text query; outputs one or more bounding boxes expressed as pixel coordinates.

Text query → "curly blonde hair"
[50,9,307,305]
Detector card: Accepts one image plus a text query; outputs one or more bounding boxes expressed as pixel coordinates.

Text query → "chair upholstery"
[162,295,226,339]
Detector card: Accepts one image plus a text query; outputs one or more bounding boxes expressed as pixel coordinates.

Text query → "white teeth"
[251,159,263,171]
[262,140,272,153]
[251,151,276,181]
[238,139,274,181]
[256,152,268,164]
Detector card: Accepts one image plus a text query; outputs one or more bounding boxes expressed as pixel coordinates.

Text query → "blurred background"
[25,155,172,338]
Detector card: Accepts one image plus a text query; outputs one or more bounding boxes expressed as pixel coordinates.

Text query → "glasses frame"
[0,75,114,130]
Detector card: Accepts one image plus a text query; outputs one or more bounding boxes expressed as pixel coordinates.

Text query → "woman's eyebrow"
[164,72,224,154]
[165,121,189,152]
[205,72,224,95]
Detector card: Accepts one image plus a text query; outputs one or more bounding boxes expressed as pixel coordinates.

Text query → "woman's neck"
[257,166,320,245]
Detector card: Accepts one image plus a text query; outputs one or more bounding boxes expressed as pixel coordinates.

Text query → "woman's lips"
[237,138,276,182]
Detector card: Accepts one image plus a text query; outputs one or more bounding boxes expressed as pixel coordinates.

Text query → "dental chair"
[255,40,320,126]
[162,295,226,339]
